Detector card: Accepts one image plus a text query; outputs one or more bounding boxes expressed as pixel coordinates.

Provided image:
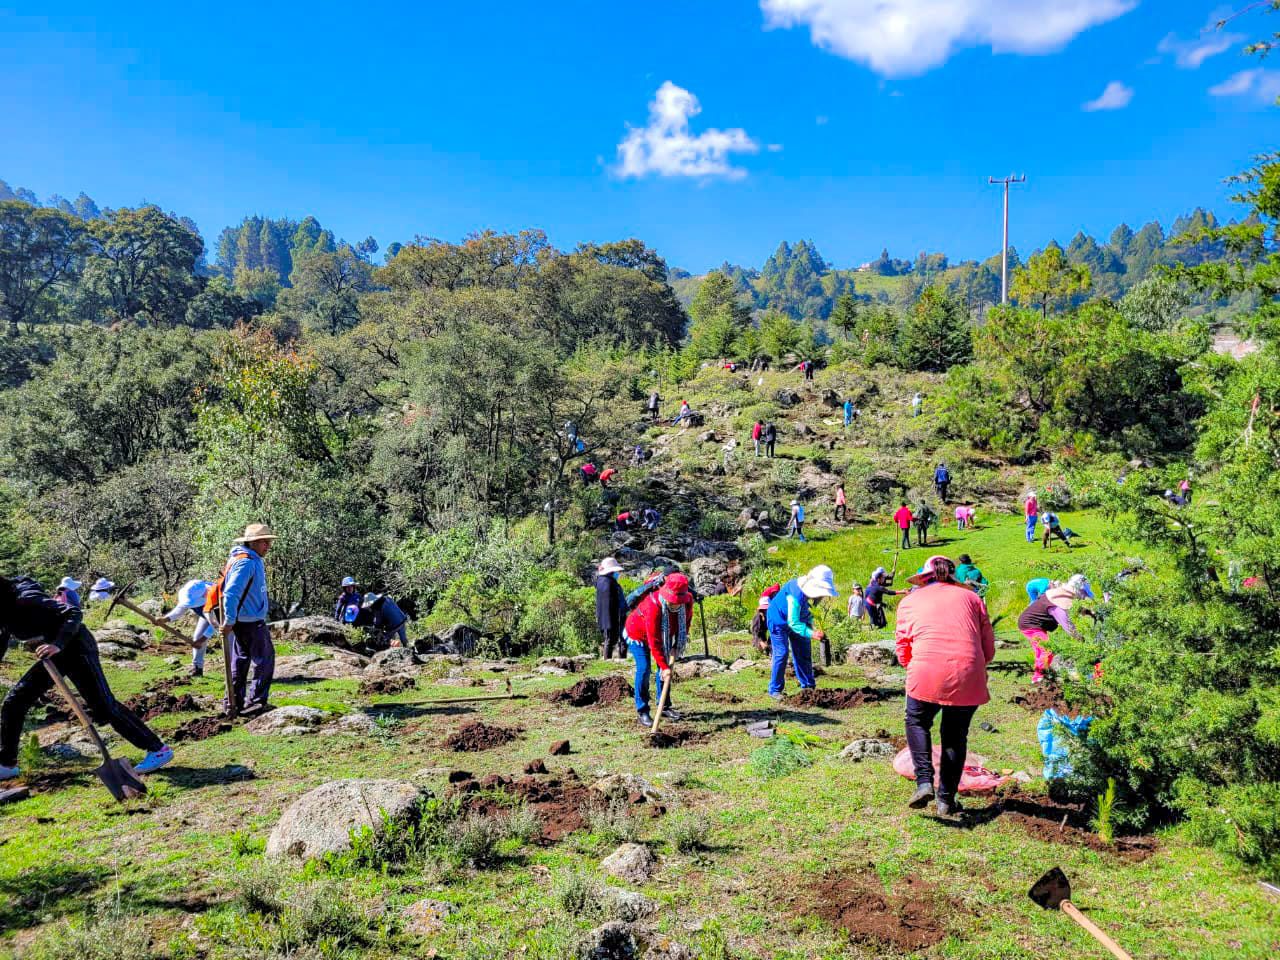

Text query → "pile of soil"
[788,686,890,710]
[451,770,663,843]
[646,726,709,749]
[171,715,232,742]
[359,674,416,696]
[997,788,1157,861]
[870,727,908,750]
[444,721,522,752]
[1010,683,1077,715]
[798,871,949,951]
[700,689,744,705]
[124,690,203,721]
[548,675,632,707]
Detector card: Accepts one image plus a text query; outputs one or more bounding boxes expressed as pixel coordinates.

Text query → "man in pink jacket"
[895,554,995,816]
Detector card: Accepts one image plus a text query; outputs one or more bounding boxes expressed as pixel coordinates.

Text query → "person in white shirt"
[159,579,216,677]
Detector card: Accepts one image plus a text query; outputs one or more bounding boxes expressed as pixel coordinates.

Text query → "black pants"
[901,526,911,549]
[229,621,274,713]
[600,625,624,660]
[765,440,775,458]
[904,696,977,802]
[936,481,949,502]
[835,504,846,521]
[867,603,887,629]
[0,626,162,766]
[916,524,929,546]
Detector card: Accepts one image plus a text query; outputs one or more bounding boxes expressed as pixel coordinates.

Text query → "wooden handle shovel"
[1029,867,1133,960]
[650,669,673,734]
[43,661,147,801]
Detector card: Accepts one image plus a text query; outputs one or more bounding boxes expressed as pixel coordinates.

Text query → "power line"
[987,174,1026,305]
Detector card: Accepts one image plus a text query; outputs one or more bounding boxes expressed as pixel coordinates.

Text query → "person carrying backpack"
[0,575,172,782]
[161,578,217,677]
[934,463,951,503]
[625,571,694,726]
[216,523,276,717]
[333,577,362,625]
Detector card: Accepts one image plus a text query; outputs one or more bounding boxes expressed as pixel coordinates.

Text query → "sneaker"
[936,797,964,817]
[663,708,683,722]
[135,745,173,774]
[636,712,653,727]
[769,692,784,702]
[908,782,935,809]
[0,764,19,782]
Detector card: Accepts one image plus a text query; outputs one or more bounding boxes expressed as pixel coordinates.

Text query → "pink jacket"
[1025,496,1038,518]
[895,582,995,706]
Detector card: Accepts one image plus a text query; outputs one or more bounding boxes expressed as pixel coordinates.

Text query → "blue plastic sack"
[1037,709,1093,780]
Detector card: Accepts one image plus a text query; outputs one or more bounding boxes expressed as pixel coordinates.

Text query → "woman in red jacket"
[625,572,694,727]
[894,555,995,816]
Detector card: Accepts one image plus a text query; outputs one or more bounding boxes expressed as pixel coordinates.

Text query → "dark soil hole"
[548,675,632,707]
[171,715,233,742]
[1010,683,1079,715]
[787,686,890,710]
[996,788,1157,861]
[124,691,203,721]
[359,674,416,696]
[797,870,950,951]
[646,726,708,749]
[444,721,522,752]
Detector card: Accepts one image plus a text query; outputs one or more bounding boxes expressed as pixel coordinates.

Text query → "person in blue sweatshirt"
[218,523,276,716]
[766,565,838,700]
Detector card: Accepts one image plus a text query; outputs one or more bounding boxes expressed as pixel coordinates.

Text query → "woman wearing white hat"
[159,579,216,677]
[88,577,115,604]
[54,577,82,610]
[594,558,626,660]
[1016,574,1094,684]
[765,565,837,699]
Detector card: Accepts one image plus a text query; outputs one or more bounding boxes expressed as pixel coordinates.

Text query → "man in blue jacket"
[363,592,409,649]
[766,565,837,700]
[219,523,276,716]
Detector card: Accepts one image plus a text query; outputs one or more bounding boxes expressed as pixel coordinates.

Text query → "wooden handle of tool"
[650,670,672,733]
[121,599,189,645]
[42,661,110,761]
[1061,901,1133,960]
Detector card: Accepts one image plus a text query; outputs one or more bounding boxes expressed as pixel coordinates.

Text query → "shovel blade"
[95,757,148,802]
[1029,866,1071,911]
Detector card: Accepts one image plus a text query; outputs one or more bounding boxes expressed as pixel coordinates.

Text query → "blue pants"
[629,639,666,714]
[1026,514,1038,541]
[843,412,852,427]
[769,622,815,696]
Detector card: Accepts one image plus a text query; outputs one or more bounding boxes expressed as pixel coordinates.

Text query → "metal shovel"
[44,661,147,801]
[1029,867,1133,960]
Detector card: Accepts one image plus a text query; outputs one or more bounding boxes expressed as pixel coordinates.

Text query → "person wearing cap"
[765,565,837,700]
[54,577,82,610]
[88,577,115,604]
[219,523,276,716]
[1024,491,1039,543]
[363,592,409,648]
[333,577,362,624]
[864,567,902,629]
[894,555,995,816]
[787,500,807,542]
[1016,575,1093,684]
[160,578,216,677]
[625,571,694,726]
[595,558,626,660]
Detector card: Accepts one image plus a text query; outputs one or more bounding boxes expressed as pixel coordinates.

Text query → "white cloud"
[1082,80,1134,111]
[766,143,784,152]
[615,82,759,180]
[1209,68,1280,103]
[760,0,1136,76]
[1157,28,1243,68]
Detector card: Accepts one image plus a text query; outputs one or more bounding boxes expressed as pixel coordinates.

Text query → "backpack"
[625,572,666,611]
[204,552,256,623]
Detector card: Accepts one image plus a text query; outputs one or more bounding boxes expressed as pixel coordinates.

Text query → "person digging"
[766,565,837,701]
[0,575,173,782]
[625,571,694,728]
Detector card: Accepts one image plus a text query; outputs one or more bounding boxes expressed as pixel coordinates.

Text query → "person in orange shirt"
[893,502,914,550]
[894,555,995,817]
[599,467,617,488]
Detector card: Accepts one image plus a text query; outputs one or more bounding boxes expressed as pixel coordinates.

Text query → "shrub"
[586,796,646,846]
[24,901,151,960]
[233,864,291,916]
[665,811,712,853]
[554,871,607,920]
[275,880,373,954]
[442,810,536,868]
[517,573,597,656]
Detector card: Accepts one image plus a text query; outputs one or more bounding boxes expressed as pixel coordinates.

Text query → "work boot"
[663,707,683,722]
[135,745,173,774]
[0,764,19,782]
[240,702,273,717]
[908,782,935,809]
[189,665,203,678]
[636,711,653,727]
[935,797,964,817]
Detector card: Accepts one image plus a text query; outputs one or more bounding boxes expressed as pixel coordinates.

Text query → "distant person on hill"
[766,565,837,700]
[672,400,692,425]
[54,577,82,610]
[865,567,903,629]
[647,390,661,422]
[934,463,951,503]
[1180,476,1192,503]
[641,506,661,531]
[843,398,854,428]
[912,392,923,417]
[363,592,409,649]
[615,510,638,532]
[834,483,847,522]
[1024,491,1039,543]
[847,582,867,625]
[894,502,914,550]
[599,467,617,488]
[333,576,362,624]
[763,421,777,459]
[87,577,115,604]
[1041,511,1072,549]
[805,359,815,381]
[631,444,645,466]
[954,504,968,531]
[752,420,764,457]
[787,499,807,542]
[579,462,599,485]
[595,557,626,660]
[914,503,936,547]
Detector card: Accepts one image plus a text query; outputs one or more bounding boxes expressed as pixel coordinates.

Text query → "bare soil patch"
[124,690,203,721]
[996,788,1157,861]
[359,674,416,696]
[646,726,709,749]
[787,686,890,710]
[699,689,744,705]
[797,870,950,952]
[444,721,522,752]
[548,675,632,707]
[171,716,233,743]
[1010,683,1077,715]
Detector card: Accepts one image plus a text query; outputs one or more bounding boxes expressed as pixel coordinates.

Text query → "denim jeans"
[629,639,666,713]
[768,622,814,695]
[1026,514,1038,542]
[904,696,977,802]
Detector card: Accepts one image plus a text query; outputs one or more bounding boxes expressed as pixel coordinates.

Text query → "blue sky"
[1,1,1276,272]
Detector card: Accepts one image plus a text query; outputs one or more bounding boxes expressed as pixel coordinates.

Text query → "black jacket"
[595,574,624,633]
[763,424,777,442]
[0,576,83,658]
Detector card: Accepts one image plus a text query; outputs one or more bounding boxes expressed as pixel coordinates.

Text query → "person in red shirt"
[893,502,914,550]
[599,467,617,488]
[751,420,763,457]
[624,572,694,727]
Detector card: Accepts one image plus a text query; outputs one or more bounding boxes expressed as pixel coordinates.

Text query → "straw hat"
[798,565,838,599]
[234,523,277,543]
[597,557,624,576]
[907,555,954,587]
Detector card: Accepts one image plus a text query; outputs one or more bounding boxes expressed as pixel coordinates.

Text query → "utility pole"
[987,174,1026,304]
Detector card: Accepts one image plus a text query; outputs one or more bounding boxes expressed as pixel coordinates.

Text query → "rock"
[578,921,638,960]
[688,557,728,597]
[550,739,571,756]
[403,898,454,936]
[684,412,705,427]
[102,619,140,633]
[672,656,727,681]
[845,640,897,667]
[367,647,419,674]
[524,759,549,775]
[643,937,695,960]
[792,422,815,437]
[821,388,841,409]
[244,705,327,735]
[745,720,775,739]
[685,539,742,561]
[776,389,800,408]
[326,713,382,736]
[797,462,840,497]
[274,652,369,682]
[536,665,570,676]
[96,642,136,660]
[538,656,585,673]
[46,742,94,761]
[139,598,163,616]
[266,779,429,861]
[728,658,756,672]
[417,622,481,656]
[95,628,147,649]
[841,739,895,761]
[605,889,659,922]
[868,471,907,495]
[696,430,718,444]
[591,774,671,804]
[270,616,358,651]
[600,843,656,883]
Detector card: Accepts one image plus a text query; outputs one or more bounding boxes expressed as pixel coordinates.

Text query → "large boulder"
[792,422,815,437]
[274,651,369,681]
[367,647,420,674]
[270,616,358,651]
[591,773,672,804]
[96,642,136,660]
[685,539,743,561]
[578,922,638,960]
[266,779,429,861]
[845,640,897,667]
[600,842,656,883]
[776,389,801,408]
[419,623,481,656]
[821,388,842,409]
[672,656,727,681]
[688,557,728,597]
[244,705,328,735]
[95,628,147,650]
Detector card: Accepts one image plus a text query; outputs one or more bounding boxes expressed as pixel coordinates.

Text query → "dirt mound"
[171,715,233,742]
[452,770,663,843]
[548,675,633,707]
[124,691,203,721]
[646,726,709,749]
[997,788,1157,861]
[700,689,743,705]
[444,721,522,752]
[1010,683,1078,715]
[798,870,949,951]
[359,674,416,696]
[788,687,890,710]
